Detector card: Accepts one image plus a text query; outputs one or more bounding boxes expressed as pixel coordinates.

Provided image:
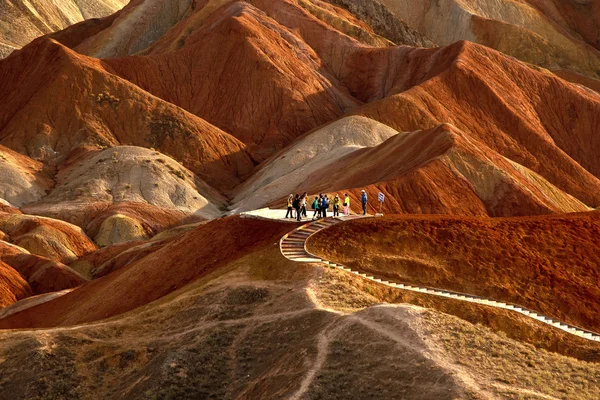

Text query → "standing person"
[361,190,368,215]
[317,194,324,218]
[312,196,320,219]
[321,194,329,218]
[286,194,294,218]
[333,194,340,217]
[301,192,308,217]
[292,194,301,221]
[343,193,350,216]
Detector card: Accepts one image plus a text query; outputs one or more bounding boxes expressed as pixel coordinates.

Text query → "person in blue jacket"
[361,190,368,215]
[321,194,330,218]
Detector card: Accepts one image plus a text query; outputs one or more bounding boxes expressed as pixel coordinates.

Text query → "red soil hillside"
[307,212,600,332]
[202,4,600,207]
[329,124,590,216]
[102,1,360,161]
[3,0,599,215]
[0,216,295,328]
[0,242,86,296]
[23,201,195,247]
[346,42,600,207]
[0,38,254,192]
[247,122,590,217]
[250,13,600,205]
[0,261,32,307]
[0,212,97,263]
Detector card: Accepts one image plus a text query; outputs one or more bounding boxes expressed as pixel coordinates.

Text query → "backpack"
[292,198,300,208]
[321,197,329,209]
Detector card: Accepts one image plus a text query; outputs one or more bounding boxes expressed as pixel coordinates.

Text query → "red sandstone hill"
[101,1,361,161]
[2,0,599,216]
[0,38,254,192]
[0,241,86,301]
[0,216,293,328]
[307,212,600,333]
[0,261,32,307]
[0,0,599,321]
[0,3,600,396]
[349,41,600,208]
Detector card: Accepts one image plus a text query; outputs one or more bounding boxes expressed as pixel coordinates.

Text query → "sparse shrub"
[94,92,121,107]
[171,169,186,180]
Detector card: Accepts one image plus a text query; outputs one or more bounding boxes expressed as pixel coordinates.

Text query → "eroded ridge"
[280,217,600,342]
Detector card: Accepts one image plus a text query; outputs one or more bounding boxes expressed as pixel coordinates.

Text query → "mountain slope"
[238,122,590,216]
[372,0,600,80]
[0,0,127,58]
[0,38,254,192]
[102,1,361,161]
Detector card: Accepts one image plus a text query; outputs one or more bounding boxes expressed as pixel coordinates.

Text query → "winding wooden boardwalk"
[279,216,600,342]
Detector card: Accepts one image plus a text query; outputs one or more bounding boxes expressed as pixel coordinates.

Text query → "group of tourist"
[286,190,368,221]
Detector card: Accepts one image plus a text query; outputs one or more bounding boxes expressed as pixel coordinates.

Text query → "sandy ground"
[0,243,599,399]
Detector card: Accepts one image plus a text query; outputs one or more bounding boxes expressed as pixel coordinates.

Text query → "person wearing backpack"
[286,194,294,218]
[318,194,324,218]
[332,194,341,217]
[321,194,329,218]
[361,190,368,215]
[292,194,301,221]
[312,196,320,220]
[343,193,350,216]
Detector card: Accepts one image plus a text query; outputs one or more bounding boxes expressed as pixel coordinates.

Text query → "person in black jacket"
[292,194,301,221]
